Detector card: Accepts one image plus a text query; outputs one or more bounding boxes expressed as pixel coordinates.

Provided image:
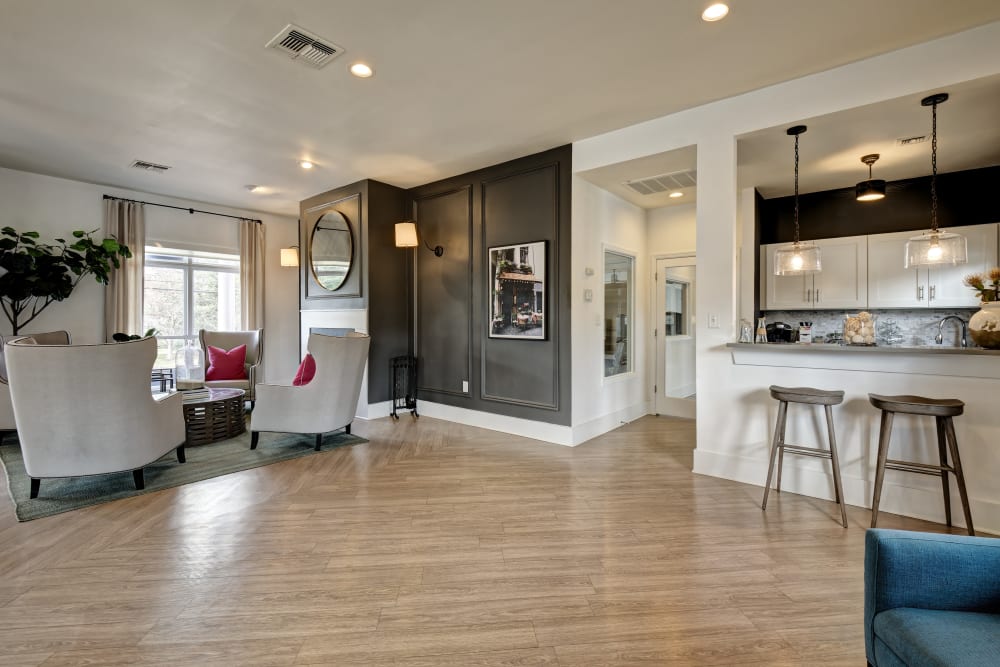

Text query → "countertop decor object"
[969,302,1000,349]
[844,311,876,346]
[904,93,968,268]
[773,125,822,275]
[964,270,1000,348]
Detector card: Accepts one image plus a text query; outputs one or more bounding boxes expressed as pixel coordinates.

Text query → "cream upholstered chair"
[6,336,185,498]
[250,332,369,451]
[0,331,71,431]
[199,329,263,405]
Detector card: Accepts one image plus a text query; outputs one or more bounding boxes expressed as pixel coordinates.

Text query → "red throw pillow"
[206,344,248,381]
[292,353,316,386]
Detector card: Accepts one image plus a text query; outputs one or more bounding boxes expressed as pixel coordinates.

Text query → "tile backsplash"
[760,308,979,347]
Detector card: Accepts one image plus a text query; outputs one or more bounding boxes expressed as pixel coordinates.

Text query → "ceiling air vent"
[265,24,343,69]
[130,160,170,174]
[623,169,697,195]
[896,135,929,146]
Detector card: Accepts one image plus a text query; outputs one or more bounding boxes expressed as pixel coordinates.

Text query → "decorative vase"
[969,302,1000,349]
[175,342,205,390]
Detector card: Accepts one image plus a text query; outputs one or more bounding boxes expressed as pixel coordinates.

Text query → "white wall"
[647,203,696,256]
[571,176,650,443]
[0,166,300,383]
[572,22,1000,530]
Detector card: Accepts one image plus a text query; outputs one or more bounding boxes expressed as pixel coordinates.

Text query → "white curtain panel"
[239,220,265,330]
[103,199,145,340]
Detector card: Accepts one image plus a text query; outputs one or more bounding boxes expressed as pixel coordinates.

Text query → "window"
[604,249,634,378]
[143,247,240,367]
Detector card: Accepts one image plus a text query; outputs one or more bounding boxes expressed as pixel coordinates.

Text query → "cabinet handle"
[805,288,811,302]
[929,285,936,301]
[918,286,925,301]
[815,289,820,303]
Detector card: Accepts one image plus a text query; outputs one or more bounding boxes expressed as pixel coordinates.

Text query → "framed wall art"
[488,240,546,340]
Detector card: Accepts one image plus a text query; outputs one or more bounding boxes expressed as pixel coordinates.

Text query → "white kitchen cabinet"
[867,224,998,308]
[763,235,868,310]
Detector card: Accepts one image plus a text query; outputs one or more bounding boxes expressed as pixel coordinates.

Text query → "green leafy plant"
[0,227,132,334]
[112,328,158,342]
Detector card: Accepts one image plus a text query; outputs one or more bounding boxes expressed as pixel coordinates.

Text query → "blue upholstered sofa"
[865,529,1000,666]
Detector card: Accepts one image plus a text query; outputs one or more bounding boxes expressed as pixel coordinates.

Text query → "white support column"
[693,133,740,470]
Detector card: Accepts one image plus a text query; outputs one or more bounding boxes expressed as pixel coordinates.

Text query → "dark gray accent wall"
[408,145,572,426]
[760,166,1000,244]
[299,179,408,403]
[413,186,473,397]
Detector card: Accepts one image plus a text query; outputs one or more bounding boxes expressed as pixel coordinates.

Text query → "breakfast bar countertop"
[725,342,1000,356]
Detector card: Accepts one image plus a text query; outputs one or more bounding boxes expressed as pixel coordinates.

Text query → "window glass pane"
[143,265,186,336]
[604,251,634,377]
[144,246,241,371]
[664,280,688,336]
[192,269,241,333]
[154,337,192,370]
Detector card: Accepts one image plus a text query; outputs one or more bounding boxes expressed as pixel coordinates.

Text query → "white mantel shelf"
[726,342,1000,380]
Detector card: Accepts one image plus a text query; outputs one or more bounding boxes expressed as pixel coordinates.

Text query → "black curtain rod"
[103,194,262,224]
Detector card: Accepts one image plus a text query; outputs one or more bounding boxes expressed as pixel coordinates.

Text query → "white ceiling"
[738,74,1000,198]
[1,1,999,215]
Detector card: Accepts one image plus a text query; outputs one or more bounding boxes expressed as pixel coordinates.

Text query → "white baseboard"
[417,401,575,446]
[571,401,652,446]
[693,448,1000,535]
[355,400,392,421]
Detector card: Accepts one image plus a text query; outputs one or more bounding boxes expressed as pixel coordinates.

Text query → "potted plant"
[963,269,1000,348]
[0,227,132,335]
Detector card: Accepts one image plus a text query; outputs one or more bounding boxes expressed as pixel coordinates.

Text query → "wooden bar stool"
[868,394,973,536]
[762,385,848,527]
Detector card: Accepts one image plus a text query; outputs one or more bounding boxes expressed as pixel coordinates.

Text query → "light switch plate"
[585,267,595,276]
[708,313,720,329]
[462,380,469,393]
[583,288,593,302]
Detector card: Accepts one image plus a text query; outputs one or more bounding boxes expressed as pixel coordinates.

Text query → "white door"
[812,235,868,308]
[655,257,696,419]
[927,224,999,308]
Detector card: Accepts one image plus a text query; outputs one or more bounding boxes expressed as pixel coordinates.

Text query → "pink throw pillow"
[206,344,248,381]
[292,353,316,386]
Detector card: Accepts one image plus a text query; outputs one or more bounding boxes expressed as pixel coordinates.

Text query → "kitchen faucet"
[935,315,968,348]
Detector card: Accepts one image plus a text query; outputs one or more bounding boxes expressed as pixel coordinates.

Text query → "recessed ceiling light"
[245,184,263,193]
[349,62,374,78]
[702,3,730,21]
[669,191,684,199]
[299,160,314,169]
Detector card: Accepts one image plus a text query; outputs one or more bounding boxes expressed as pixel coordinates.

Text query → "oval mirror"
[310,211,354,291]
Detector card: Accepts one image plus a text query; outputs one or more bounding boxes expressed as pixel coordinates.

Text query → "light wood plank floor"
[0,415,962,666]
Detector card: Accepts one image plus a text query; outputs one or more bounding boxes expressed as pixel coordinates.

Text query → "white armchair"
[6,336,186,498]
[0,331,72,431]
[199,329,263,404]
[250,332,369,451]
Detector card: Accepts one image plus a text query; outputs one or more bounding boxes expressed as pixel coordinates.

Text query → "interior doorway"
[654,256,696,419]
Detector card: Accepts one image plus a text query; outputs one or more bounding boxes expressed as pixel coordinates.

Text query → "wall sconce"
[395,221,443,257]
[280,245,299,267]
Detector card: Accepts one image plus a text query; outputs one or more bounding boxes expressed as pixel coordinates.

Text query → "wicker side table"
[182,388,246,446]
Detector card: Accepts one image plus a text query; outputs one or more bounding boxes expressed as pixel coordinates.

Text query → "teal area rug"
[0,429,367,522]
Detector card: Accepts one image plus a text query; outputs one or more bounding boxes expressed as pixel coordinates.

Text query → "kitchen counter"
[726,342,1000,356]
[726,341,1000,381]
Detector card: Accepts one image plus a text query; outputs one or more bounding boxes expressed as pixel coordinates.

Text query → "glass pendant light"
[904,93,967,268]
[774,125,821,275]
[855,154,886,201]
